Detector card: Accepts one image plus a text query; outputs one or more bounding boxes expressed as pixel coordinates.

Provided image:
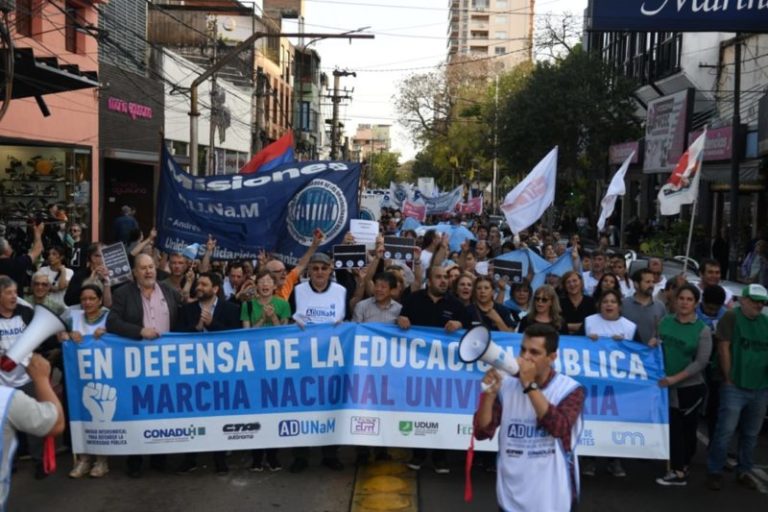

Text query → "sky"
[277,0,589,161]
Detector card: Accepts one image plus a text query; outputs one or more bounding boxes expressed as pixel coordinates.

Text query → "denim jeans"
[706,383,768,475]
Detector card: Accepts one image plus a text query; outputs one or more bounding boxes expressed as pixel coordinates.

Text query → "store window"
[0,144,92,233]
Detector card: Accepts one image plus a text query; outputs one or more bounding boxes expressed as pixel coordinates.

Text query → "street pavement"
[9,430,768,512]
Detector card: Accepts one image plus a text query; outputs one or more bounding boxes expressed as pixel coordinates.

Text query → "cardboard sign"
[350,219,379,250]
[101,242,133,286]
[333,244,367,269]
[492,259,523,284]
[383,236,415,263]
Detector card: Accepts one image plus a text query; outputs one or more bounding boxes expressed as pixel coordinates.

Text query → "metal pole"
[207,19,218,176]
[188,32,373,175]
[727,35,741,280]
[492,74,499,213]
[330,72,341,160]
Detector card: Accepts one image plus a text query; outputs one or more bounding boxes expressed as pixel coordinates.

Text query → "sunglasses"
[534,296,551,303]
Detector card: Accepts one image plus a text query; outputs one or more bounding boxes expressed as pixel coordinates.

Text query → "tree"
[368,151,401,188]
[496,45,640,219]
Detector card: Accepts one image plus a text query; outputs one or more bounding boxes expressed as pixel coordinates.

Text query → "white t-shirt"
[584,314,637,341]
[582,272,599,297]
[37,266,74,306]
[293,282,346,324]
[420,249,433,269]
[0,314,32,388]
[69,308,109,336]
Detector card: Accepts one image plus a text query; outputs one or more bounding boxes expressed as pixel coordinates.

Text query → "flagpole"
[682,192,698,276]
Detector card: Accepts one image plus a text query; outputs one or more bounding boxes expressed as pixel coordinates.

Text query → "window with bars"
[65,1,83,54]
[16,0,34,37]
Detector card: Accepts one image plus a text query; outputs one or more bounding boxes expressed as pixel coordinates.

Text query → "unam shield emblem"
[287,179,348,246]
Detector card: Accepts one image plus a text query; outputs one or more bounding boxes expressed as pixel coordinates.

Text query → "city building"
[351,124,391,163]
[447,0,534,71]
[0,0,102,241]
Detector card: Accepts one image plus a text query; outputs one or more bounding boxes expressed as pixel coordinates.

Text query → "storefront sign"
[609,142,640,165]
[589,0,768,32]
[689,126,734,161]
[643,90,691,174]
[107,97,154,121]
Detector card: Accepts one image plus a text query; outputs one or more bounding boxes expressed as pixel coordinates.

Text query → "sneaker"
[406,457,425,471]
[264,457,282,472]
[289,457,308,474]
[249,460,264,473]
[607,459,627,478]
[737,472,758,490]
[89,460,109,478]
[433,460,450,475]
[321,457,344,471]
[69,460,91,479]
[581,461,596,477]
[656,470,687,486]
[705,473,722,491]
[725,456,738,471]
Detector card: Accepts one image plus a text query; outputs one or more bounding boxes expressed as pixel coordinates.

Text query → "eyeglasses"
[534,296,551,303]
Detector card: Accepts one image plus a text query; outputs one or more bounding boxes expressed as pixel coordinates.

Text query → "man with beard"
[397,265,469,474]
[176,272,240,475]
[622,268,668,345]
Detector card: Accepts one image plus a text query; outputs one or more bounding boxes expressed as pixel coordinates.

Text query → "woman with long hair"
[592,272,622,303]
[452,272,476,307]
[560,271,596,335]
[467,276,516,332]
[66,284,110,478]
[655,284,712,486]
[516,284,562,333]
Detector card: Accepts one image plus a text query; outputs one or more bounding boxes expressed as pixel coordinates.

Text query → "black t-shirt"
[560,294,597,335]
[400,289,469,328]
[466,303,518,331]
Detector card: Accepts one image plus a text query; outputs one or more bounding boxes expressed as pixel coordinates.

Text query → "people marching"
[0,201,765,512]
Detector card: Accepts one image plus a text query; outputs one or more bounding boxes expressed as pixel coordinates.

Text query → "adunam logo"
[222,422,261,441]
[278,418,336,437]
[287,179,348,246]
[399,420,438,436]
[359,208,376,221]
[350,416,380,436]
[143,425,206,443]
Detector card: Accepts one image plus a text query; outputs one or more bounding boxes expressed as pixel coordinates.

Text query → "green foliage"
[368,151,401,188]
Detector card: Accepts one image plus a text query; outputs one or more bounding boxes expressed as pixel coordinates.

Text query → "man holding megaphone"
[473,324,585,512]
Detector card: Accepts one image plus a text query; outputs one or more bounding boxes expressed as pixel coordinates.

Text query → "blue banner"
[63,324,668,457]
[156,146,361,264]
[589,0,768,32]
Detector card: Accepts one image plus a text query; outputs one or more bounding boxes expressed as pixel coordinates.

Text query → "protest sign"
[64,324,668,459]
[101,243,132,286]
[492,259,523,284]
[350,219,379,250]
[383,236,415,263]
[332,244,367,269]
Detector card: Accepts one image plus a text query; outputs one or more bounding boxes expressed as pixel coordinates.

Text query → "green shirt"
[659,314,707,376]
[716,307,768,390]
[240,297,291,326]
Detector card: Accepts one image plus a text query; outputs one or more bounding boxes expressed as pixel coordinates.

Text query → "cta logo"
[399,420,438,436]
[278,419,336,437]
[350,416,380,436]
[142,425,206,443]
[222,422,261,440]
[612,431,645,446]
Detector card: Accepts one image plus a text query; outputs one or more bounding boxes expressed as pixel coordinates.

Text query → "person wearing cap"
[112,205,139,246]
[287,251,348,473]
[264,228,323,301]
[706,284,768,491]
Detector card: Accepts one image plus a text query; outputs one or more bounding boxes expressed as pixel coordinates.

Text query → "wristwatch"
[523,382,539,394]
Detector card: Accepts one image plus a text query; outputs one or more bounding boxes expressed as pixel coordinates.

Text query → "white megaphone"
[458,325,520,376]
[1,304,69,372]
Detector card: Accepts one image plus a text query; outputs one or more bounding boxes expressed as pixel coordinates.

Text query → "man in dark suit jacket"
[107,253,181,340]
[176,271,241,474]
[106,253,181,477]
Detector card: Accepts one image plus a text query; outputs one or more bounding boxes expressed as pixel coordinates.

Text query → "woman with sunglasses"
[655,284,712,487]
[516,285,563,333]
[560,271,596,335]
[467,276,516,332]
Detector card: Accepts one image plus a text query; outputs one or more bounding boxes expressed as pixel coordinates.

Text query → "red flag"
[239,131,295,174]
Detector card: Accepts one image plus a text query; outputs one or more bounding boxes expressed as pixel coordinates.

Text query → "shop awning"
[1,47,99,100]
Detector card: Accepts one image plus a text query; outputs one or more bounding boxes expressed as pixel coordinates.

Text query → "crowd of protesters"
[0,204,765,499]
